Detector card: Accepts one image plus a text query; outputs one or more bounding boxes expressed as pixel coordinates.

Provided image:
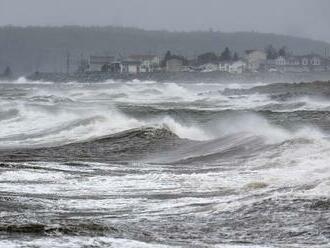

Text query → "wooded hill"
[0,26,329,75]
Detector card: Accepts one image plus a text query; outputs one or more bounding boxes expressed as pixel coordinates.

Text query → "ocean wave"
[0,97,328,149]
[3,78,330,247]
[0,77,55,85]
[223,80,330,98]
[0,108,19,121]
[0,237,174,248]
[0,79,329,160]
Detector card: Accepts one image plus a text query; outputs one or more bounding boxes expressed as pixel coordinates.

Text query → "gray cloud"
[1,0,330,42]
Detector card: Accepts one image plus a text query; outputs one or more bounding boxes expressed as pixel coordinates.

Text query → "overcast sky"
[1,0,330,42]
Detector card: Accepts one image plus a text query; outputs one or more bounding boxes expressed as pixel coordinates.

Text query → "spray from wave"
[2,78,330,247]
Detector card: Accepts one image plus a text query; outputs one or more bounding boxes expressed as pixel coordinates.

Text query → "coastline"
[26,71,330,84]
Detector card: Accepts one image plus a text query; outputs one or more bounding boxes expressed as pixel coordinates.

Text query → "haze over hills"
[0,26,330,75]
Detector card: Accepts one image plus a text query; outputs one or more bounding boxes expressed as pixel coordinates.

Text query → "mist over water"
[1,78,330,247]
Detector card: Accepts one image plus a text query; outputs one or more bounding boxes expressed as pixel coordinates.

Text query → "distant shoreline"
[26,71,330,84]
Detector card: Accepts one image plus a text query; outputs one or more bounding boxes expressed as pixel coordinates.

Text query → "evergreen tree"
[233,52,239,61]
[278,46,287,57]
[164,50,171,61]
[220,47,232,61]
[197,52,218,64]
[161,50,172,67]
[265,45,278,59]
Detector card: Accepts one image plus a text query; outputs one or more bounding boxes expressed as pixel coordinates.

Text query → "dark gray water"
[1,78,330,247]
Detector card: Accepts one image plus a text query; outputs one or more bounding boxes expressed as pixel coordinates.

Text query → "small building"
[121,60,142,74]
[219,62,230,72]
[89,56,115,72]
[229,61,247,74]
[274,56,286,66]
[200,63,219,72]
[264,54,328,73]
[245,50,267,72]
[109,62,122,73]
[166,57,185,72]
[128,55,160,72]
[285,57,300,66]
[217,61,246,74]
[309,55,322,66]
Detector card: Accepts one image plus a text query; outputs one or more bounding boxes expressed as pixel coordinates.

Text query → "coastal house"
[109,62,122,73]
[200,63,219,72]
[229,61,247,74]
[245,50,267,72]
[300,54,324,71]
[128,55,160,72]
[285,57,300,66]
[275,56,286,66]
[217,60,246,74]
[273,56,307,72]
[219,62,230,72]
[89,56,115,72]
[264,54,327,72]
[121,60,142,74]
[166,57,186,72]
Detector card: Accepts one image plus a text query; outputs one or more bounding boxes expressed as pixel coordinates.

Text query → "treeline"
[196,47,240,65]
[160,48,240,68]
[0,26,329,75]
[163,45,285,66]
[265,45,288,59]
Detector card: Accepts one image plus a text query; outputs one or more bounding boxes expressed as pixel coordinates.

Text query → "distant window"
[302,58,308,65]
[313,58,320,65]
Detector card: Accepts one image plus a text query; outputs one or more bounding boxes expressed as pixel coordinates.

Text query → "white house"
[128,55,160,72]
[275,56,286,66]
[201,63,219,72]
[121,61,142,74]
[166,58,185,72]
[219,62,230,72]
[265,54,326,72]
[229,61,247,74]
[216,61,246,74]
[296,54,322,67]
[285,57,300,66]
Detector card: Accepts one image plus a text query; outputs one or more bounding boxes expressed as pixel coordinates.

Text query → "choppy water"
[1,77,330,247]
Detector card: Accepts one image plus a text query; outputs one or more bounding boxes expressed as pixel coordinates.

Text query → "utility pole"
[66,51,71,75]
[324,48,327,71]
[325,48,328,57]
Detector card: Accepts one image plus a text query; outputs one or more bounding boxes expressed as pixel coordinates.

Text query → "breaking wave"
[2,78,330,247]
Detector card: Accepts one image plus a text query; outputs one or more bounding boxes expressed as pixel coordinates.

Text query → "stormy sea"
[1,77,330,248]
